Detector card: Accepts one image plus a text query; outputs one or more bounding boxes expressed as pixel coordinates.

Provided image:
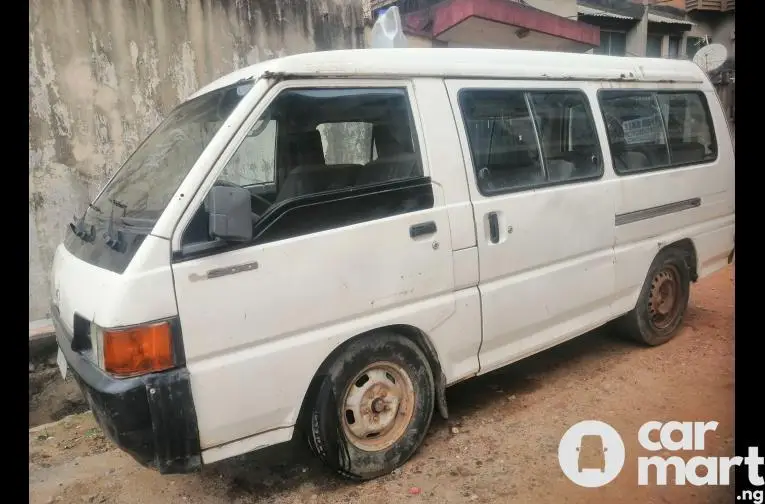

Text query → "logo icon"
[577,434,607,472]
[559,420,626,488]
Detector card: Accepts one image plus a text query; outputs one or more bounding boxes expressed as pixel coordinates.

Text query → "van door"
[445,80,617,374]
[170,81,456,450]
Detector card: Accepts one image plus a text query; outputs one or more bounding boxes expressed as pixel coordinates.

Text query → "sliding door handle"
[410,221,437,239]
[488,212,499,244]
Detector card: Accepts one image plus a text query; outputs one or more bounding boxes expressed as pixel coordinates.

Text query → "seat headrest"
[605,115,625,144]
[286,130,326,166]
[605,115,627,152]
[373,122,414,158]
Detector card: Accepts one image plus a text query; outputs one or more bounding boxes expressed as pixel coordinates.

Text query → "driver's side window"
[181,85,428,250]
[182,119,278,247]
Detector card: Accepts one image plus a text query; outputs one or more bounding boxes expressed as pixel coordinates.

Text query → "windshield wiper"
[102,199,127,252]
[69,213,95,243]
[68,200,106,243]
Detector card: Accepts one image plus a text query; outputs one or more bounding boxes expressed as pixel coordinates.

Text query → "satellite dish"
[693,43,728,73]
[370,6,408,48]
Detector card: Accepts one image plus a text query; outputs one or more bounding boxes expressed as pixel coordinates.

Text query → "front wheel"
[619,247,691,346]
[306,332,435,480]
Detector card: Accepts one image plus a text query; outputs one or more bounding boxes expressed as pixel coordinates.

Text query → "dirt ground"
[29,351,89,429]
[29,265,734,504]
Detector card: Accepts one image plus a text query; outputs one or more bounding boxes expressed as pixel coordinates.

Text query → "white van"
[51,48,734,479]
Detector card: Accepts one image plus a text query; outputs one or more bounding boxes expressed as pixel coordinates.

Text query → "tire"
[618,247,691,346]
[306,332,435,480]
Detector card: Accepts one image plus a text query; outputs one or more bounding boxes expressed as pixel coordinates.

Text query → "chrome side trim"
[615,198,701,226]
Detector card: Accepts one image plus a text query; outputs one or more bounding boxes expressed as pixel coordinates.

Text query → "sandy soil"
[29,265,734,504]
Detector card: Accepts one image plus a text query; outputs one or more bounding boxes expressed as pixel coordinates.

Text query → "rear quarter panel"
[608,86,734,313]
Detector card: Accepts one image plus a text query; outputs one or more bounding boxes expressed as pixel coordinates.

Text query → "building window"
[686,36,704,59]
[598,90,717,175]
[595,31,627,56]
[646,34,663,57]
[668,37,681,59]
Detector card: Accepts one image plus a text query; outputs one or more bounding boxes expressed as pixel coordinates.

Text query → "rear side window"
[598,90,717,175]
[458,89,603,195]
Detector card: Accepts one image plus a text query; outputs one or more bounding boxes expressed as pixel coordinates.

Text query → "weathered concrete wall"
[29,0,365,321]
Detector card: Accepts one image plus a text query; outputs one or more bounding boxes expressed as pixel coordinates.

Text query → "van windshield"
[64,80,253,274]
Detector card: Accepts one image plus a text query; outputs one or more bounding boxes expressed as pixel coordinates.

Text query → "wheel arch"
[621,237,697,346]
[294,324,449,437]
[659,238,698,282]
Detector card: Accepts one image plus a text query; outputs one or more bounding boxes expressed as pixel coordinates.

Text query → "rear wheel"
[306,332,435,480]
[619,248,691,346]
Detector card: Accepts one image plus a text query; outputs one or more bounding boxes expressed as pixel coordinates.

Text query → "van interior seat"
[604,115,653,172]
[557,148,600,179]
[284,130,326,168]
[484,143,545,189]
[278,164,368,203]
[274,127,448,203]
[670,141,707,164]
[489,166,544,190]
[276,130,329,202]
[546,158,576,182]
[277,122,425,203]
[615,150,651,172]
[356,123,420,187]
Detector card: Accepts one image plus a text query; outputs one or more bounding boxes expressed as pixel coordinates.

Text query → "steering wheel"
[213,180,271,220]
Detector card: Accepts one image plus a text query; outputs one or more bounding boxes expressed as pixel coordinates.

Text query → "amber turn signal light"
[103,322,174,377]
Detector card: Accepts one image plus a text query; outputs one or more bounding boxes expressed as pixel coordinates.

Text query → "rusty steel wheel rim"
[648,264,682,331]
[340,362,415,452]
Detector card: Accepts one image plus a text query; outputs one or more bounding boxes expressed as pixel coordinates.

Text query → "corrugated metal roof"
[577,5,635,20]
[647,12,693,25]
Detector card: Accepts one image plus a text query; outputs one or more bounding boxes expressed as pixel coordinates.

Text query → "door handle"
[410,221,437,239]
[488,212,499,244]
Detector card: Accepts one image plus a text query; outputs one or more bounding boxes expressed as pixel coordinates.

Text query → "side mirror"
[206,185,253,242]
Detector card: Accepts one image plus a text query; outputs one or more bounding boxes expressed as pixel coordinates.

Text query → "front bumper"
[53,310,202,474]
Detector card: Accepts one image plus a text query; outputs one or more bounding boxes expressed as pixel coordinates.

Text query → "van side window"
[458,90,602,195]
[529,92,603,183]
[656,93,717,165]
[598,90,717,174]
[181,87,431,250]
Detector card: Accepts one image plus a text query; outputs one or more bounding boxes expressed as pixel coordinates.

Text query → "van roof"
[188,48,710,100]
